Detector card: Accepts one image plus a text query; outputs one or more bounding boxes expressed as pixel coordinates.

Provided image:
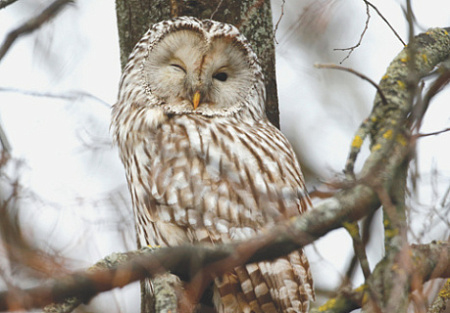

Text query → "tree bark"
[115,0,280,127]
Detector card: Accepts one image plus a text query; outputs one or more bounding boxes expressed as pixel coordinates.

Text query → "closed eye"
[213,72,228,82]
[170,64,186,73]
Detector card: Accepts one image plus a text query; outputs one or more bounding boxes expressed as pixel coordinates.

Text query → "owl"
[112,17,314,313]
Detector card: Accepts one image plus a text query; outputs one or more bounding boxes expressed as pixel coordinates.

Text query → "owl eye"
[213,72,228,82]
[170,64,186,73]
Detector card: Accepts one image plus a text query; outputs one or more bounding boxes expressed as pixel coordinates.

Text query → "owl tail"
[213,250,314,313]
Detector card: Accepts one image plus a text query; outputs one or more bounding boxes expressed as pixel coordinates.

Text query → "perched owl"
[112,17,314,313]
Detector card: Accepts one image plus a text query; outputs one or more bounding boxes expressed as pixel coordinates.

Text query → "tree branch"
[364,0,406,46]
[359,26,450,313]
[0,0,73,62]
[0,0,18,10]
[311,242,450,313]
[427,279,450,313]
[1,239,447,312]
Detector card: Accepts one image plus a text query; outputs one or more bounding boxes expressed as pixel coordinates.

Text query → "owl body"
[112,17,313,313]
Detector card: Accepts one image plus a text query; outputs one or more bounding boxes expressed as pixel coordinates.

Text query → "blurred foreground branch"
[0,231,448,311]
[0,0,73,62]
[311,242,450,313]
[0,0,18,10]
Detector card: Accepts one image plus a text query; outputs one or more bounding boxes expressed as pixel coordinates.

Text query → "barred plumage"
[112,16,314,312]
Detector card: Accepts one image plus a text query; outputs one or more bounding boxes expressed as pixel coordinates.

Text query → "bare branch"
[417,127,450,138]
[412,68,450,131]
[334,0,406,63]
[343,222,371,280]
[0,0,73,62]
[334,1,370,63]
[2,240,447,312]
[0,0,18,10]
[311,285,365,313]
[365,0,406,46]
[339,213,375,289]
[209,0,224,20]
[273,0,285,44]
[314,63,387,178]
[312,242,450,313]
[314,63,388,106]
[0,87,111,107]
[0,124,11,155]
[169,0,178,17]
[427,279,450,313]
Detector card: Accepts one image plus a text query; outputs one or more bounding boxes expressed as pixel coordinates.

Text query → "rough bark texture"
[115,0,280,127]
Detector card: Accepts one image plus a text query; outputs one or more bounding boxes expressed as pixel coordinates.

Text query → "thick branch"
[359,27,450,313]
[1,239,448,312]
[427,279,450,313]
[0,0,18,10]
[312,242,450,313]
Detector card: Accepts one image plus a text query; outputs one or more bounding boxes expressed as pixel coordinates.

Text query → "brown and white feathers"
[112,16,314,313]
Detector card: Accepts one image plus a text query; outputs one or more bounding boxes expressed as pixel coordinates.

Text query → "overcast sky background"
[0,0,449,311]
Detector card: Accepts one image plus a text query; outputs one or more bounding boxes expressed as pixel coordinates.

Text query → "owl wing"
[132,114,314,312]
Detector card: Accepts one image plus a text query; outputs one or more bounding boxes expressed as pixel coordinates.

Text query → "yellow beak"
[193,91,201,110]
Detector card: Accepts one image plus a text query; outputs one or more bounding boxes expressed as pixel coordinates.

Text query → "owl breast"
[123,113,308,248]
[113,16,314,312]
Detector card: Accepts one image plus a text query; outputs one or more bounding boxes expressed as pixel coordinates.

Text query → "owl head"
[117,17,266,120]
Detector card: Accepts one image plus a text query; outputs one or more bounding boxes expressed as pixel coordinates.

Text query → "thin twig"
[0,0,18,10]
[334,1,370,63]
[170,0,178,18]
[413,68,450,131]
[314,63,388,106]
[334,0,406,63]
[343,222,371,280]
[210,0,224,20]
[0,87,110,107]
[0,0,73,62]
[339,212,375,289]
[0,125,11,155]
[273,0,285,44]
[365,0,406,46]
[417,127,450,138]
[440,185,450,208]
[315,63,387,178]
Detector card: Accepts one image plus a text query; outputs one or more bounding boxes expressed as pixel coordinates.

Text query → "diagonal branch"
[311,242,450,313]
[364,0,406,46]
[0,0,73,62]
[0,238,447,312]
[0,0,18,10]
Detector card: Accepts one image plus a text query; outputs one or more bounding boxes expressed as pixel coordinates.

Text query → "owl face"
[136,18,265,118]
